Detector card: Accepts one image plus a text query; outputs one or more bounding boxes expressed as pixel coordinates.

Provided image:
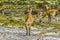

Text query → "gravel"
[0,26,60,40]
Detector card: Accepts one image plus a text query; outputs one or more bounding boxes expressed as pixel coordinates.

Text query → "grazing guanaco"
[37,4,59,23]
[47,8,59,22]
[41,6,59,23]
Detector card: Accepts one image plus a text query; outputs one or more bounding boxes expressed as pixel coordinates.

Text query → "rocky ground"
[0,26,60,40]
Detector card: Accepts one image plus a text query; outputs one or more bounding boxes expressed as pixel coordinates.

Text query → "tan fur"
[24,7,34,36]
[25,13,34,23]
[36,7,59,23]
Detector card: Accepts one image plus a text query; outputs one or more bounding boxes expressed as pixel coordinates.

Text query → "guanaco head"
[25,5,32,14]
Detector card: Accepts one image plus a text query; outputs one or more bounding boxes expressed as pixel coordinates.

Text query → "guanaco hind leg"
[25,22,31,36]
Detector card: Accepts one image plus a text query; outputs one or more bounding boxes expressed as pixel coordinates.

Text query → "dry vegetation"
[0,0,60,34]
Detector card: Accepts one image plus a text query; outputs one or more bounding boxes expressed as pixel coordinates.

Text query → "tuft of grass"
[40,28,59,35]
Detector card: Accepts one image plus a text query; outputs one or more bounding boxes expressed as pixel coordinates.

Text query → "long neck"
[27,12,32,17]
